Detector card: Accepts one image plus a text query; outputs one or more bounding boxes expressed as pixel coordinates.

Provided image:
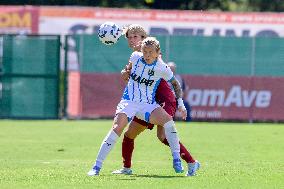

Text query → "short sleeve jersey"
[122,51,174,104]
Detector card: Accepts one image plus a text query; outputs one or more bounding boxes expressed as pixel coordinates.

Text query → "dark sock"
[122,135,134,168]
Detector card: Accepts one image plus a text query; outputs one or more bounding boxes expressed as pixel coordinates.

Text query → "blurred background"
[0,1,284,122]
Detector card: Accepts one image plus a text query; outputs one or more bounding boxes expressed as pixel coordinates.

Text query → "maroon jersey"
[132,79,177,129]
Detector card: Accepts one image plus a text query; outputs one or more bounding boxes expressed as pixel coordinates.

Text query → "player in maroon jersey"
[112,24,200,176]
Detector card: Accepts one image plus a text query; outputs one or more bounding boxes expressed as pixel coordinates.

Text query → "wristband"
[177,98,186,110]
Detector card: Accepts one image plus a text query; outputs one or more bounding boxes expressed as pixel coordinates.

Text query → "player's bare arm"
[170,77,183,99]
[121,62,132,81]
[170,77,187,120]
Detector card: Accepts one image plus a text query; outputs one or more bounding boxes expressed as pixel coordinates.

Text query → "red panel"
[77,73,284,121]
[182,75,284,121]
[80,73,126,118]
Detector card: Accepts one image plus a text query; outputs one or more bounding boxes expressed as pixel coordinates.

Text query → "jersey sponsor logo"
[130,73,154,86]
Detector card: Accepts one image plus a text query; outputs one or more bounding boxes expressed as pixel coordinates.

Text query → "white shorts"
[115,100,160,122]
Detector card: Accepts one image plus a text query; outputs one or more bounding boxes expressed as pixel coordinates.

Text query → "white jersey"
[122,51,174,104]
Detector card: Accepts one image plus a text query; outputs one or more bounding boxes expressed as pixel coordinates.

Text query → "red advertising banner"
[0,6,39,34]
[70,74,284,121]
[183,75,284,121]
[77,73,125,118]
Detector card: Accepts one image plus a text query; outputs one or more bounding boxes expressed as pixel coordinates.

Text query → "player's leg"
[149,107,183,173]
[156,125,200,176]
[123,120,147,166]
[158,100,200,176]
[88,113,129,176]
[112,119,147,175]
[156,125,166,142]
[156,125,197,163]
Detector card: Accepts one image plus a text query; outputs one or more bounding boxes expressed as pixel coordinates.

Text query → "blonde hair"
[124,24,147,39]
[141,37,161,52]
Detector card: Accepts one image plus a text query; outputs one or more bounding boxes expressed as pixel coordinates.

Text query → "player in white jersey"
[114,24,199,177]
[87,37,187,176]
[122,51,172,104]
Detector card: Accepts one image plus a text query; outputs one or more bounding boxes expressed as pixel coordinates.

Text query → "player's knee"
[160,115,173,126]
[125,122,145,139]
[124,129,138,139]
[112,114,128,136]
[112,126,123,137]
[112,123,128,136]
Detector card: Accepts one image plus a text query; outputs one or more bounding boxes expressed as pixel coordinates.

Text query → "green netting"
[0,77,58,118]
[0,35,60,119]
[167,36,252,75]
[3,35,59,75]
[72,35,284,77]
[254,38,284,76]
[72,35,167,73]
[73,35,131,73]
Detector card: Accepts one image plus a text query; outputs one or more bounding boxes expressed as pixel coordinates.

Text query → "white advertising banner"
[39,7,284,37]
[37,7,284,70]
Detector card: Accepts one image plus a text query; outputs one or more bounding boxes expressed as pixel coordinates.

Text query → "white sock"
[164,120,181,159]
[94,130,119,168]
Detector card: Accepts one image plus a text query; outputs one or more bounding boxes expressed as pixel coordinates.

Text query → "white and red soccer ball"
[98,22,122,45]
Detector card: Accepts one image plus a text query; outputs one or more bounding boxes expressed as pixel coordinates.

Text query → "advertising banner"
[183,75,284,121]
[0,6,39,34]
[79,73,125,118]
[39,7,284,37]
[0,6,283,37]
[72,73,284,121]
[38,6,284,71]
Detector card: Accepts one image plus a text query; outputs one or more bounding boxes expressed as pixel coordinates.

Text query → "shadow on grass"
[131,174,184,179]
[117,178,137,180]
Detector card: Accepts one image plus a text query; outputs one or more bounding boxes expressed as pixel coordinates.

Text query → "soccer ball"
[98,22,122,45]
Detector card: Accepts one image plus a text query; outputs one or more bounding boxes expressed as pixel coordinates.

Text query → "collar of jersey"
[141,57,157,66]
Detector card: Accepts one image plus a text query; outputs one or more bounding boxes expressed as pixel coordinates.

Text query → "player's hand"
[177,98,187,120]
[125,64,131,71]
[121,66,130,81]
[178,106,187,120]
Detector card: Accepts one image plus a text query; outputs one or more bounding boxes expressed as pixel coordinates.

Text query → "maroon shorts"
[132,79,176,130]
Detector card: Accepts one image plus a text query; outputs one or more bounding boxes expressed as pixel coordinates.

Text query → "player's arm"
[121,62,132,81]
[170,77,183,99]
[169,77,187,120]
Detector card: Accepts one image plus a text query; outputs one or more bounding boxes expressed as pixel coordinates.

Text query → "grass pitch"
[0,120,283,189]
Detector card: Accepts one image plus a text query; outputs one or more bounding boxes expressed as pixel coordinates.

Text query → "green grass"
[0,120,283,189]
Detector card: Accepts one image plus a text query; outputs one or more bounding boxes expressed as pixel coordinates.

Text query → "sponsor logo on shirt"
[130,73,154,86]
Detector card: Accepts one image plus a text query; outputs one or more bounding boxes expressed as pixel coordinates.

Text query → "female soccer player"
[88,37,185,176]
[112,24,200,176]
